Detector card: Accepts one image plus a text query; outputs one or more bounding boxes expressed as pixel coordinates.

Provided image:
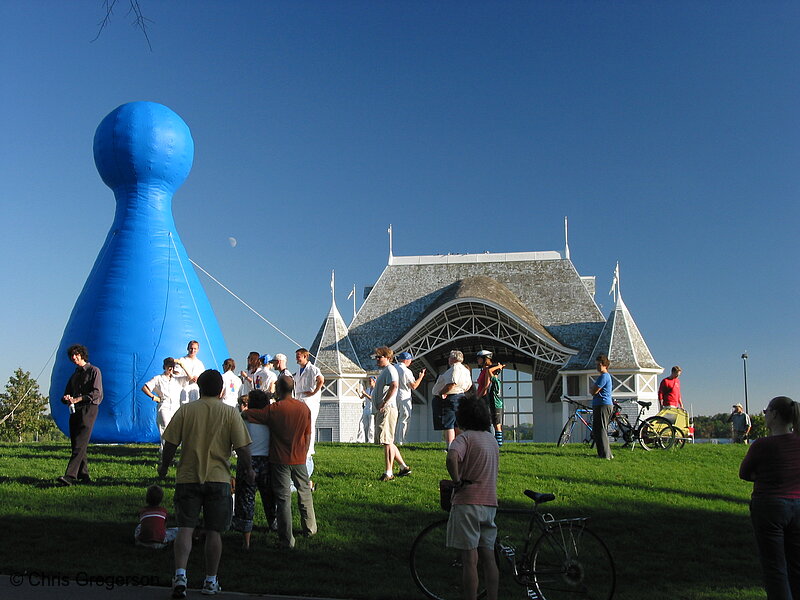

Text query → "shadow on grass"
[0,442,765,600]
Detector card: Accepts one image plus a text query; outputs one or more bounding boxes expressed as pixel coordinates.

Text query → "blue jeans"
[750,496,800,599]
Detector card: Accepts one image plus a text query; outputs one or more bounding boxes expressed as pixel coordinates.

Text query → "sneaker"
[171,574,187,599]
[397,466,412,477]
[378,473,395,481]
[56,475,76,487]
[201,579,221,595]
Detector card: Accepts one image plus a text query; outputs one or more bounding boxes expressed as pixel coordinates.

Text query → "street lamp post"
[741,352,749,415]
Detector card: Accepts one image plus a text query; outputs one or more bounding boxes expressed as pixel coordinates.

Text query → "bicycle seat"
[637,401,652,408]
[524,490,556,504]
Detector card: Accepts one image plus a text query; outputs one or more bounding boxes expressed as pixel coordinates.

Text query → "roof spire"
[564,216,571,260]
[347,283,357,322]
[330,269,336,307]
[388,224,394,265]
[608,262,621,304]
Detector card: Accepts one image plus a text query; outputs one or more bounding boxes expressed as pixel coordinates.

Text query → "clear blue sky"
[2,1,797,416]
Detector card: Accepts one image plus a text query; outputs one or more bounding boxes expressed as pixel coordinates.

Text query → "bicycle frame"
[560,397,594,444]
[496,507,590,588]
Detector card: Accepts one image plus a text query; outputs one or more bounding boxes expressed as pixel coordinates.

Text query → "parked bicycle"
[559,396,677,451]
[410,490,615,600]
[607,398,677,450]
[557,397,595,446]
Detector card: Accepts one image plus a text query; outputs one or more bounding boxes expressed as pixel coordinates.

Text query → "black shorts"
[487,401,503,427]
[432,394,464,430]
[174,482,232,532]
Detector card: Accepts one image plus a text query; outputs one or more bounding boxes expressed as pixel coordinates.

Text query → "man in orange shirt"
[245,375,317,549]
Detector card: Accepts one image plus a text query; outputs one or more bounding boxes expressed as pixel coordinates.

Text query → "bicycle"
[557,397,626,448]
[559,396,677,451]
[609,399,677,451]
[410,490,615,600]
[557,397,594,446]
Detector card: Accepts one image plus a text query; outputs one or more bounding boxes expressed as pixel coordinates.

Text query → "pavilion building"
[309,247,661,443]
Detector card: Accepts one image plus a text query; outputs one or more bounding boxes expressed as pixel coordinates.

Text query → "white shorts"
[446,504,497,550]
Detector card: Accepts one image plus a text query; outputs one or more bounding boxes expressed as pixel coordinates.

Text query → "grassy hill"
[0,441,762,599]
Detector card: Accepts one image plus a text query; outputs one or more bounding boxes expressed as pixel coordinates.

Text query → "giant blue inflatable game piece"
[49,102,230,443]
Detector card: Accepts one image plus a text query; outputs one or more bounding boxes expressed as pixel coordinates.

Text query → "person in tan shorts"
[372,347,411,481]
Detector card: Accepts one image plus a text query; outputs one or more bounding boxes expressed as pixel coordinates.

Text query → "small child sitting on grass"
[134,484,178,549]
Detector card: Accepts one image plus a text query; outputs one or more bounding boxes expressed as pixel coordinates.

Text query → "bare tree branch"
[91,0,153,52]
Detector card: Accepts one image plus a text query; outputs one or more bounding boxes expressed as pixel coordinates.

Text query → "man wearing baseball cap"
[394,352,426,445]
[270,354,292,378]
[728,403,751,444]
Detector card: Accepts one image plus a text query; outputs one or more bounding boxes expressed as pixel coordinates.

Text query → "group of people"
[54,339,800,600]
[364,347,505,481]
[56,341,321,597]
[152,365,317,597]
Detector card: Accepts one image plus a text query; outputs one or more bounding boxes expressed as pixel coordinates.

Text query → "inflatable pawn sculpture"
[49,101,230,443]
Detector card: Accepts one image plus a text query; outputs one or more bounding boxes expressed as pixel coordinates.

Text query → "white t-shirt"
[432,362,472,396]
[253,366,277,393]
[221,370,242,408]
[372,364,399,413]
[245,420,270,457]
[176,355,205,404]
[395,363,416,402]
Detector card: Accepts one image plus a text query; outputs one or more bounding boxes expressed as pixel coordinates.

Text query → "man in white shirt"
[394,352,426,445]
[141,357,185,451]
[253,354,277,397]
[175,340,205,404]
[432,349,473,447]
[238,351,261,399]
[293,348,324,457]
[373,347,411,481]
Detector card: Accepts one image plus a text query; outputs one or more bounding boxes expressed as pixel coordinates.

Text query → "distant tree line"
[693,412,767,441]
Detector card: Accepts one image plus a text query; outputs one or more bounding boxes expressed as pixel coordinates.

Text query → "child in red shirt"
[134,485,178,549]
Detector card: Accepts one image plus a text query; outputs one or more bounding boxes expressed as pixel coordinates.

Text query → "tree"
[0,369,57,443]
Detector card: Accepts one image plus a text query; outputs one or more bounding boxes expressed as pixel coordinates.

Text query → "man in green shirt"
[159,370,253,598]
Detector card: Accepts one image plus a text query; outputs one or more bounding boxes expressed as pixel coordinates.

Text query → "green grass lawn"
[0,441,764,599]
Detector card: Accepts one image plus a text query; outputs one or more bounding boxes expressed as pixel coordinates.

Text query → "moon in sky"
[228,237,237,248]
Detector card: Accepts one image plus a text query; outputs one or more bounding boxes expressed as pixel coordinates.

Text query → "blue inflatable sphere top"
[93,101,194,193]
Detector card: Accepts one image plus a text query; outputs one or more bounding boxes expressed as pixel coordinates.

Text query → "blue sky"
[2,1,797,416]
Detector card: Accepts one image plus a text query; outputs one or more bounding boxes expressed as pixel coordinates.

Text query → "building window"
[471,366,535,441]
[317,428,333,442]
[567,375,580,397]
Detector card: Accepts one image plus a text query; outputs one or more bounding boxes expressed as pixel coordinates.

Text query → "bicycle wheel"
[673,428,687,449]
[557,417,576,447]
[528,521,615,600]
[410,519,486,600]
[615,414,634,444]
[638,416,676,450]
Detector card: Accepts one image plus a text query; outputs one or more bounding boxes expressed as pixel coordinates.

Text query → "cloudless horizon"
[2,1,798,417]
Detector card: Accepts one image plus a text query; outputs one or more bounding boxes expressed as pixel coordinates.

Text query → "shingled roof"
[584,293,661,371]
[309,300,365,377]
[348,253,606,367]
[409,275,562,346]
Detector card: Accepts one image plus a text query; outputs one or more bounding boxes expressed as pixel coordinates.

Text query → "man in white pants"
[142,357,185,452]
[394,352,426,445]
[293,348,324,457]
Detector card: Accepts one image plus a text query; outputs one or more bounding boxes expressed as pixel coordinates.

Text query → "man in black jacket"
[57,344,103,486]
